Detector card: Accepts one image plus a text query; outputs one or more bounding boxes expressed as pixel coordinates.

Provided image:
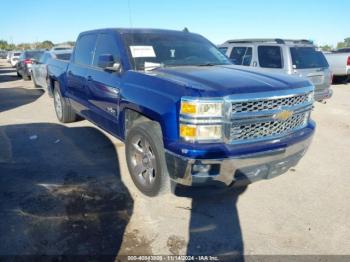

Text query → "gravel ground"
[0,59,349,259]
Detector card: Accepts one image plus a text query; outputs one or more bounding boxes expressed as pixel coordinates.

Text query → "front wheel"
[125,122,170,197]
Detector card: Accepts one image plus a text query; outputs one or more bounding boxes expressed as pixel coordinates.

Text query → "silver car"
[31,49,72,89]
[218,39,332,102]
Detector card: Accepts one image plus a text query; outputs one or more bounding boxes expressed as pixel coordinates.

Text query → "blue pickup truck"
[47,28,315,196]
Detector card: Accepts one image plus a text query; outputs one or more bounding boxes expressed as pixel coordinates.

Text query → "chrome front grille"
[228,87,314,143]
[230,112,308,141]
[231,93,309,113]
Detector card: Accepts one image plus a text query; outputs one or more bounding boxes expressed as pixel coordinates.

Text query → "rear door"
[85,33,122,135]
[289,47,331,93]
[66,33,97,117]
[257,45,286,74]
[228,46,253,66]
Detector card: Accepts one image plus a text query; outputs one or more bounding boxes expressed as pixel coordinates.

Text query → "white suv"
[218,39,332,102]
[9,51,22,67]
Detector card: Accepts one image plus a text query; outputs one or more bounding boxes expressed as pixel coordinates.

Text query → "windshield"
[290,47,328,69]
[122,32,231,71]
[26,51,44,60]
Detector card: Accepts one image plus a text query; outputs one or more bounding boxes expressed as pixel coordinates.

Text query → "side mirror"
[98,54,121,72]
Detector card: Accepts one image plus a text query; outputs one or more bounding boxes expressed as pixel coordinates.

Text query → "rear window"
[258,46,283,68]
[290,47,328,69]
[26,51,44,60]
[230,47,252,66]
[56,53,71,60]
[74,34,97,65]
[14,53,21,56]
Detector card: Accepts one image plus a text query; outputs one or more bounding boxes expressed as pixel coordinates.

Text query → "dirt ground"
[0,59,349,259]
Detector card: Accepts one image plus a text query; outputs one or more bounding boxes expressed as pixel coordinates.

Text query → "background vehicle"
[48,28,315,197]
[50,45,73,51]
[6,51,12,62]
[0,50,7,59]
[324,49,350,83]
[16,50,44,80]
[32,49,72,89]
[10,51,22,67]
[218,39,332,102]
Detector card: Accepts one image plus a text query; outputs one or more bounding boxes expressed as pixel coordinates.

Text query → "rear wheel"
[125,122,170,197]
[22,72,30,81]
[53,82,78,123]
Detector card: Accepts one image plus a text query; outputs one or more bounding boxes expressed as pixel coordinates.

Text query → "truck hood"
[153,65,310,96]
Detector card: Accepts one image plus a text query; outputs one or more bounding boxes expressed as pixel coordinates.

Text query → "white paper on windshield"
[130,46,156,58]
[144,62,161,71]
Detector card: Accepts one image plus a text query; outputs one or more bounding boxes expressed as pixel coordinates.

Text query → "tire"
[16,71,20,77]
[333,75,349,84]
[22,73,31,81]
[46,78,54,98]
[53,82,78,123]
[125,121,170,197]
[31,72,39,87]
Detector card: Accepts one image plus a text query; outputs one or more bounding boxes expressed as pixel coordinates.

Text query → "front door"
[85,33,122,136]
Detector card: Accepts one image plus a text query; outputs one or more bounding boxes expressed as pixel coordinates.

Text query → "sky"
[0,0,348,46]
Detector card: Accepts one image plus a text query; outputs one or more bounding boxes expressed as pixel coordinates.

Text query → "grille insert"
[231,93,309,114]
[230,112,308,141]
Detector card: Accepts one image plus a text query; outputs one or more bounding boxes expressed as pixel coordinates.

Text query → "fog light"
[192,164,211,173]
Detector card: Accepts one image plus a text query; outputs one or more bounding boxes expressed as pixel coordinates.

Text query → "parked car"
[32,49,72,89]
[16,50,45,80]
[6,51,12,62]
[0,50,7,59]
[218,39,332,102]
[324,49,350,83]
[10,51,22,67]
[50,45,73,51]
[48,28,315,197]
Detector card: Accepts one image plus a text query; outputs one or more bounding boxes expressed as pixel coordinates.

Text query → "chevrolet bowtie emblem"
[275,110,293,121]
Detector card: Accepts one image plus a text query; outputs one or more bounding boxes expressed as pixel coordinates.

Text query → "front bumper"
[314,88,333,101]
[165,135,313,187]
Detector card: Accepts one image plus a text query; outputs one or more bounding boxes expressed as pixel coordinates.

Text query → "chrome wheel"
[129,134,157,186]
[54,90,63,120]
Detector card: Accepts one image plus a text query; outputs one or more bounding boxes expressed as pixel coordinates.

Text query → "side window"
[258,46,283,68]
[93,33,120,68]
[242,47,252,66]
[218,47,228,56]
[230,47,252,66]
[74,34,97,66]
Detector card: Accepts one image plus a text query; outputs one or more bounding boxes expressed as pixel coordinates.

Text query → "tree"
[319,45,333,51]
[336,37,350,49]
[0,40,9,50]
[38,40,54,49]
[17,43,32,50]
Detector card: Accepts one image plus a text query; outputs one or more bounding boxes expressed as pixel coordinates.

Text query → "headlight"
[180,100,223,117]
[180,124,222,141]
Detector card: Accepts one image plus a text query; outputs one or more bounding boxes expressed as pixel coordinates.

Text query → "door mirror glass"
[98,54,121,72]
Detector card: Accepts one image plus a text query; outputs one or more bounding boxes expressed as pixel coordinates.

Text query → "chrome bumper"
[314,88,333,101]
[165,136,313,187]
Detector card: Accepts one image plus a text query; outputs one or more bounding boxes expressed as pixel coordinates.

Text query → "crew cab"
[48,28,315,196]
